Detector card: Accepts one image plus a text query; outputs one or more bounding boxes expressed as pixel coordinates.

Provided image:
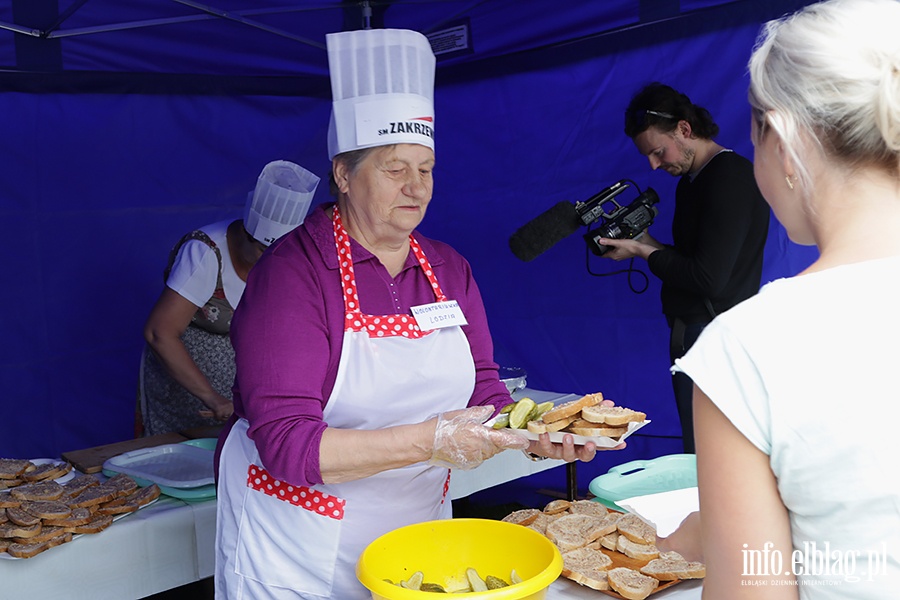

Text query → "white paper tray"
[488,418,650,448]
[102,443,214,488]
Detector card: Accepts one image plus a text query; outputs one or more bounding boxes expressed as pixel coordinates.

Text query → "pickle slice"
[419,582,447,593]
[466,568,488,592]
[485,575,509,589]
[534,401,555,418]
[400,571,424,590]
[508,398,536,429]
[491,414,510,429]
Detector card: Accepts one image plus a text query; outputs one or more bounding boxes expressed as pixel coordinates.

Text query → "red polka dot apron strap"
[332,205,445,338]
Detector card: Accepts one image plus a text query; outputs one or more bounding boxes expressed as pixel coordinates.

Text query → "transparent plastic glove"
[428,405,530,471]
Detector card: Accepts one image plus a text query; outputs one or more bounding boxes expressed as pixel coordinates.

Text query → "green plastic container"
[588,454,696,511]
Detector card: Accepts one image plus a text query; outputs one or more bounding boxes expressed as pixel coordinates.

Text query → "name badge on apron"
[411,300,468,331]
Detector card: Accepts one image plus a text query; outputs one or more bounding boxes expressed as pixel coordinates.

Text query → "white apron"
[216,206,476,599]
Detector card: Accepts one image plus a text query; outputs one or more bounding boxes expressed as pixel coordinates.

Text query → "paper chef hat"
[326,28,436,159]
[244,160,321,246]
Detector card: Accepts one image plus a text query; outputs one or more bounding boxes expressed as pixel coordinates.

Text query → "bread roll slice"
[527,414,577,434]
[568,499,609,517]
[527,511,557,535]
[561,547,613,591]
[567,420,630,438]
[10,480,64,502]
[608,567,660,600]
[0,521,41,539]
[580,405,646,426]
[60,474,100,500]
[6,506,41,527]
[617,512,657,544]
[21,461,71,483]
[13,525,65,545]
[616,535,660,561]
[0,479,24,492]
[0,459,32,480]
[640,556,706,580]
[43,507,92,528]
[598,531,619,551]
[6,538,50,559]
[501,508,542,527]
[20,500,72,520]
[543,499,572,515]
[67,484,119,508]
[68,513,114,535]
[541,393,604,424]
[546,513,620,552]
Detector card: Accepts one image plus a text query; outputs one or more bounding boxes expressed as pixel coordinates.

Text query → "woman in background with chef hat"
[140,160,320,436]
[215,28,612,599]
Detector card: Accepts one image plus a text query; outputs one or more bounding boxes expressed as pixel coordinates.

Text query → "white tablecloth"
[0,495,216,600]
[1,388,696,599]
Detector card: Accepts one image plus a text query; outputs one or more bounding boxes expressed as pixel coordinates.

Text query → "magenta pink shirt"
[225,204,511,487]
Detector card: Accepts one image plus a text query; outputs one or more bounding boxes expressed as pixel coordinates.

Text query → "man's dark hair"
[623,82,719,140]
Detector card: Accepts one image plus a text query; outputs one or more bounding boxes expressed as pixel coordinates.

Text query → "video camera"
[508,179,660,262]
[577,181,660,256]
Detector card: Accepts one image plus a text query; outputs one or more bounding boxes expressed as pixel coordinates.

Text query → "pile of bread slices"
[502,499,704,600]
[0,458,159,558]
[525,393,647,439]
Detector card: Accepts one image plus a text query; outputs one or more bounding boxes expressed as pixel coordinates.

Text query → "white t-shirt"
[165,219,245,309]
[675,256,900,598]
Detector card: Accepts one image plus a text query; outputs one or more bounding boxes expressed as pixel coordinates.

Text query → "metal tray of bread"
[102,443,214,489]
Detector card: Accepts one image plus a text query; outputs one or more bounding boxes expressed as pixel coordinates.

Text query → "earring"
[785,175,794,190]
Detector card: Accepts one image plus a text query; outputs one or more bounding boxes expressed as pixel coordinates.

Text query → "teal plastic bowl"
[588,454,696,511]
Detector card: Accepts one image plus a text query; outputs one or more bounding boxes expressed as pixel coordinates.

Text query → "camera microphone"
[509,201,582,262]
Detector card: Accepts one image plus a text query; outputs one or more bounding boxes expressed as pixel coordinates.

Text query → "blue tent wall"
[0,1,818,463]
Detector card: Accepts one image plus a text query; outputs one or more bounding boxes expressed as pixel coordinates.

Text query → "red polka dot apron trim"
[246,464,346,521]
[332,206,446,338]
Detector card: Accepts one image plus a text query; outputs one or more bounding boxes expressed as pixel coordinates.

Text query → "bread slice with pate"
[580,405,646,426]
[541,393,604,424]
[608,567,660,600]
[561,546,613,590]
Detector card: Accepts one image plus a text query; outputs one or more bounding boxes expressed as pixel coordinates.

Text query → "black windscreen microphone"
[509,201,583,262]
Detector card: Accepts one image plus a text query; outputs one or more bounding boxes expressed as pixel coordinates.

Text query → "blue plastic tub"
[588,453,697,511]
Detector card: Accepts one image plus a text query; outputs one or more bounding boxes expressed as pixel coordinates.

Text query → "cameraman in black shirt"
[598,83,770,453]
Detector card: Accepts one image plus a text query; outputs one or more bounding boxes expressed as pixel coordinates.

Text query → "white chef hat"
[244,160,321,246]
[326,28,436,160]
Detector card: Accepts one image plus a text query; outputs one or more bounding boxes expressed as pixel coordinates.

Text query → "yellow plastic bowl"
[357,518,562,600]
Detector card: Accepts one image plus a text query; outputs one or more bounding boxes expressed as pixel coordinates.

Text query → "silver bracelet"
[522,450,548,462]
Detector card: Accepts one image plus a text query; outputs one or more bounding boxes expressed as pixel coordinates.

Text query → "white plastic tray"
[488,418,650,448]
[101,443,214,488]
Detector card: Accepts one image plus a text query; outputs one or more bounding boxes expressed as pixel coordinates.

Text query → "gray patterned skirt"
[139,325,235,436]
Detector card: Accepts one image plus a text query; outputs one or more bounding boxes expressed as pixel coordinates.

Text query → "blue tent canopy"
[1,0,817,474]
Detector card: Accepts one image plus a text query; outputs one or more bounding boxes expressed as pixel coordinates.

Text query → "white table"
[1,388,695,599]
[0,388,577,599]
[0,495,216,600]
[0,493,703,600]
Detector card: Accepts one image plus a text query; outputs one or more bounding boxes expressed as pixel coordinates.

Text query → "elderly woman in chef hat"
[214,29,615,599]
[140,160,320,436]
